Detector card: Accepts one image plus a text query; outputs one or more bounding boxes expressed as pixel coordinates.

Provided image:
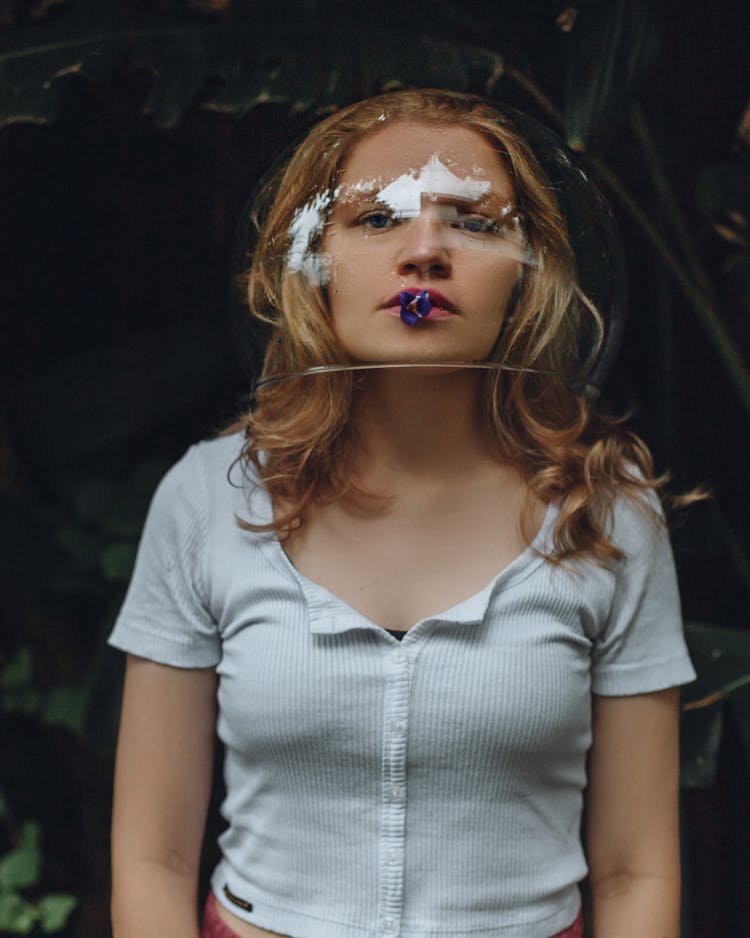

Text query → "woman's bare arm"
[111,655,218,938]
[586,688,682,938]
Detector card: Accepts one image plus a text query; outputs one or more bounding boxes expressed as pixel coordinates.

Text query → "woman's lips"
[384,304,454,320]
[382,288,458,320]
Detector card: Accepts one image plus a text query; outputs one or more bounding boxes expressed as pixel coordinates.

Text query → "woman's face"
[318,121,525,363]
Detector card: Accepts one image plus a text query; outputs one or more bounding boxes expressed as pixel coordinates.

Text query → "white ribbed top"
[109,433,695,938]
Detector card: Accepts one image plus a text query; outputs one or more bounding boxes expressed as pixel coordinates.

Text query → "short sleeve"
[108,446,221,668]
[590,497,696,696]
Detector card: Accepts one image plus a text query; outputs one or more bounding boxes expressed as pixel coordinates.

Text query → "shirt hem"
[107,628,221,669]
[592,654,696,695]
[211,867,580,938]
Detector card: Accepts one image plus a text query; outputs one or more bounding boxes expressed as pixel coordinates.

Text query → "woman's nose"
[395,213,452,279]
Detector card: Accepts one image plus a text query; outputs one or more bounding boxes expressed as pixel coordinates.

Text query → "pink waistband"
[554,910,584,938]
[202,892,584,938]
[202,892,246,938]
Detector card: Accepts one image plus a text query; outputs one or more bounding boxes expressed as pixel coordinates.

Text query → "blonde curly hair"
[228,88,684,562]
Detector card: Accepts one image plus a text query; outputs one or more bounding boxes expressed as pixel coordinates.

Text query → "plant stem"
[503,64,564,127]
[629,105,719,305]
[707,501,750,599]
[584,151,750,421]
[503,69,750,420]
[683,674,750,711]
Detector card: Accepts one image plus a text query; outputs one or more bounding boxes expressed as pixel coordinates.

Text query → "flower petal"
[398,290,432,326]
[399,291,419,326]
[415,290,433,317]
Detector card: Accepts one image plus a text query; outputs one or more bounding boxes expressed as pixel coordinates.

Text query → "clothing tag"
[223,883,254,912]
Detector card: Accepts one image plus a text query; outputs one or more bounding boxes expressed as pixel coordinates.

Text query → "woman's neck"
[348,368,501,488]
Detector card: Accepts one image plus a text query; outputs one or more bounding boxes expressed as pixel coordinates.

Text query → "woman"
[109,89,695,938]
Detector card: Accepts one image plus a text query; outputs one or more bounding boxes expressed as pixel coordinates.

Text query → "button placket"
[378,649,411,936]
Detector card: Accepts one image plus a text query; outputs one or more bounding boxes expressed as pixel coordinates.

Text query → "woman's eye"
[357,210,397,230]
[454,214,499,234]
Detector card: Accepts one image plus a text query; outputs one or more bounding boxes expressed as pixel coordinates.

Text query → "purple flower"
[398,290,433,327]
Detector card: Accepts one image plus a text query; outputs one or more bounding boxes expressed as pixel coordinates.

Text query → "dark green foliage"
[0,1,506,128]
[695,155,750,312]
[681,623,750,788]
[0,2,748,935]
[562,0,660,150]
[0,810,77,934]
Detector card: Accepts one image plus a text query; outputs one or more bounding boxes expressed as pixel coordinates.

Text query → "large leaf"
[0,0,130,125]
[0,894,38,935]
[37,894,78,934]
[1,645,92,734]
[41,681,91,736]
[0,648,44,716]
[680,703,723,789]
[682,621,750,710]
[0,5,507,129]
[679,621,750,786]
[0,821,42,892]
[562,0,659,150]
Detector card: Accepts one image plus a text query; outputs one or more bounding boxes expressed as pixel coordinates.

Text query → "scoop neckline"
[259,492,557,633]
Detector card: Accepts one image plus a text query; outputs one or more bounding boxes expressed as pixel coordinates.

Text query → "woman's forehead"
[336,121,514,200]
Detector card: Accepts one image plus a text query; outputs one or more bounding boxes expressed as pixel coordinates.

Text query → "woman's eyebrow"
[335,188,514,211]
[336,184,386,204]
[471,191,516,210]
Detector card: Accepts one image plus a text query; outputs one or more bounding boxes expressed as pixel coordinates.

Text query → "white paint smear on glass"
[284,157,531,282]
[369,155,491,216]
[287,191,333,275]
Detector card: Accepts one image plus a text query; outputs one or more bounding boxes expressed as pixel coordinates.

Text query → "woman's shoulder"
[190,428,247,468]
[583,485,675,605]
[608,483,663,540]
[166,431,256,486]
[148,431,262,525]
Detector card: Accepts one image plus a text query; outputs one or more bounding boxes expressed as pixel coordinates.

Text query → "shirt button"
[387,848,399,864]
[389,720,406,736]
[388,785,405,804]
[383,918,396,934]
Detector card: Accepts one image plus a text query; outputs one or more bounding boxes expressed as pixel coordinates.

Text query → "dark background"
[0,1,748,935]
